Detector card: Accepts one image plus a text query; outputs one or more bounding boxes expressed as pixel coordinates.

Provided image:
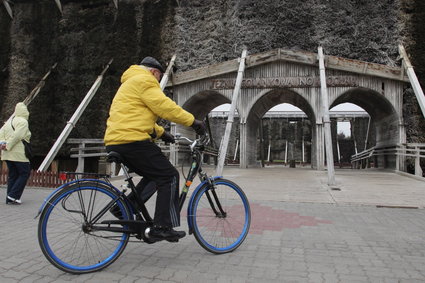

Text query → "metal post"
[38,59,113,172]
[318,46,336,186]
[216,50,247,176]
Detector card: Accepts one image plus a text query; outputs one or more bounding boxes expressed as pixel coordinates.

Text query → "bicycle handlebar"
[175,133,209,151]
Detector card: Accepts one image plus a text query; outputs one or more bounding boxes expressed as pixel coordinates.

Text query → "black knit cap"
[140,56,165,73]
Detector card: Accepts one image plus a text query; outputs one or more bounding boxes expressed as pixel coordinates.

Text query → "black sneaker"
[148,226,186,242]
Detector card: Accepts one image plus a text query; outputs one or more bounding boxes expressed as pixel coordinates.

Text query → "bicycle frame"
[36,136,226,238]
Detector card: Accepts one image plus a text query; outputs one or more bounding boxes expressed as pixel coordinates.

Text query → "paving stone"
[1,169,425,282]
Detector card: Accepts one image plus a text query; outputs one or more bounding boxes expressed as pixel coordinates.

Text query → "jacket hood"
[14,102,29,120]
[121,65,151,83]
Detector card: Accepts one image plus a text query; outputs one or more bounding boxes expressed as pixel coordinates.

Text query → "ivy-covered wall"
[0,0,424,165]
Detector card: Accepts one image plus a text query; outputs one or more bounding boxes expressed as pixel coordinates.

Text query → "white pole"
[160,55,176,90]
[267,144,271,162]
[364,116,370,151]
[318,46,336,186]
[302,138,305,163]
[216,50,247,176]
[3,0,13,19]
[336,139,341,163]
[233,139,239,161]
[399,45,425,118]
[54,0,63,14]
[284,140,288,164]
[38,59,113,172]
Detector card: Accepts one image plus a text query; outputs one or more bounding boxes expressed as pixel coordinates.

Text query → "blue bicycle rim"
[40,185,129,272]
[192,180,250,252]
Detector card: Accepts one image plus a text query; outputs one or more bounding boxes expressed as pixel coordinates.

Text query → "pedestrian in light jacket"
[0,102,31,205]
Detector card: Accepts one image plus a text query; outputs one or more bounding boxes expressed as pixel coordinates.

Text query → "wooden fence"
[0,170,72,188]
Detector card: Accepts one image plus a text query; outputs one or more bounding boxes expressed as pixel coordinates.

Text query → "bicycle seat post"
[120,164,136,190]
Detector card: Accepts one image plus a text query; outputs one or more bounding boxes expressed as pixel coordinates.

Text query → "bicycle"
[36,134,251,274]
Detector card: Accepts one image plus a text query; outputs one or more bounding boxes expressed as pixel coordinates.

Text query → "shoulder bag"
[11,117,33,161]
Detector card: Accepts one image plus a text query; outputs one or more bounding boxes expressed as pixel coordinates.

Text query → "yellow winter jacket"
[104,65,195,145]
[0,102,31,162]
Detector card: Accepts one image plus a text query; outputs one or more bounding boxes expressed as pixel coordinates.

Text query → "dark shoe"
[148,226,186,242]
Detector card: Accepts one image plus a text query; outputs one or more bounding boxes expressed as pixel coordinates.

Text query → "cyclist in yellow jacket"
[104,56,205,242]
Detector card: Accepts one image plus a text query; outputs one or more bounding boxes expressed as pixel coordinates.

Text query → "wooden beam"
[54,0,63,14]
[399,44,425,119]
[3,0,13,19]
[325,55,407,82]
[160,54,176,90]
[216,50,247,176]
[3,63,57,127]
[23,63,57,105]
[318,46,336,186]
[169,48,408,86]
[38,59,113,172]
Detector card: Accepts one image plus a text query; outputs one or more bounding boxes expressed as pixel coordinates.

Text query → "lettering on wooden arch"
[211,76,358,89]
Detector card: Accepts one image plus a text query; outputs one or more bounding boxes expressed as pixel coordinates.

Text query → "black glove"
[161,132,175,144]
[191,119,206,136]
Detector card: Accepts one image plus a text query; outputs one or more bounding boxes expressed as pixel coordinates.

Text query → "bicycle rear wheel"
[38,181,131,274]
[190,179,251,254]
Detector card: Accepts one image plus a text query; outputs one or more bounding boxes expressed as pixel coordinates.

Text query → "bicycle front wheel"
[190,179,251,254]
[38,181,131,274]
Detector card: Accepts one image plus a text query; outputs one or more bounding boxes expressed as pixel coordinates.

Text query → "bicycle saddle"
[106,151,123,164]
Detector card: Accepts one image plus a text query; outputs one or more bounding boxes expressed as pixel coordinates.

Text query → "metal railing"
[68,139,221,175]
[351,143,425,177]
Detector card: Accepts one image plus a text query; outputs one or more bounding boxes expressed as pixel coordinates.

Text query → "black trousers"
[6,161,30,201]
[106,140,180,228]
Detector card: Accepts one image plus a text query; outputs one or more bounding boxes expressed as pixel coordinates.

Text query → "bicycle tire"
[38,181,131,274]
[190,179,251,254]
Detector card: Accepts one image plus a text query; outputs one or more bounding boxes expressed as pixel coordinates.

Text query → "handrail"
[67,139,223,173]
[351,143,425,177]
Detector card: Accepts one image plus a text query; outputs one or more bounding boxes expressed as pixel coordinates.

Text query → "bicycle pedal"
[144,238,161,244]
[165,238,179,243]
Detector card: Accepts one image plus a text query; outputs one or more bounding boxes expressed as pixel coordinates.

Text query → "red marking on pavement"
[186,203,332,236]
[248,203,332,234]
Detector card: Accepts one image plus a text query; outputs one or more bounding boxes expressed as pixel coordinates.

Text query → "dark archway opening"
[245,89,316,167]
